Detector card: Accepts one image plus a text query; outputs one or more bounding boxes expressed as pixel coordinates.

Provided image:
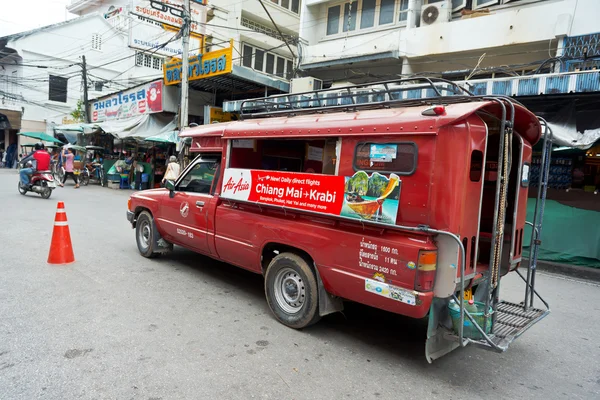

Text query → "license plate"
[47,182,56,188]
[464,288,473,301]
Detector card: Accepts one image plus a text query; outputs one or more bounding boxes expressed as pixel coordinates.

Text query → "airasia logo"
[223,176,249,194]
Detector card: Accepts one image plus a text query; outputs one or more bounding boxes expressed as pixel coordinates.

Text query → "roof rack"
[239,77,478,119]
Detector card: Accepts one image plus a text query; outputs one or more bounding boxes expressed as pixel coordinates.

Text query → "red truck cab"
[127,79,550,361]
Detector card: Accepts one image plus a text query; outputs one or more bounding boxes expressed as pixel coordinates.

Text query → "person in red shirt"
[19,142,51,187]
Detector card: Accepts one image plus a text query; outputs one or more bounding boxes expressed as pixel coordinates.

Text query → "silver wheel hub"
[273,267,305,314]
[139,221,151,248]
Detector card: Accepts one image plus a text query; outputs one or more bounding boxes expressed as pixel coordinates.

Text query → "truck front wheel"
[264,253,320,329]
[136,211,160,258]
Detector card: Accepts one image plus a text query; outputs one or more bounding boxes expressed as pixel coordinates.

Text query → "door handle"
[196,201,205,207]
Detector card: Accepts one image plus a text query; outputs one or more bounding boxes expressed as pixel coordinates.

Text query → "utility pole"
[81,55,90,123]
[179,0,191,132]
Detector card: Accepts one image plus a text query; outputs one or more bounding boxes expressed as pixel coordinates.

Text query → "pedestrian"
[60,148,79,188]
[162,155,180,185]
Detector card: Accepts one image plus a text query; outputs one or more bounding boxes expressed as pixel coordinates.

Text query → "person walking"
[162,155,181,185]
[59,148,79,188]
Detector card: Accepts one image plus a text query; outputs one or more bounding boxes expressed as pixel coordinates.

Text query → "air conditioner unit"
[421,1,451,26]
[290,77,323,94]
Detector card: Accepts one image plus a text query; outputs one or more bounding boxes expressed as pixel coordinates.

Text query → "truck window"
[229,138,338,175]
[177,161,219,194]
[353,142,417,175]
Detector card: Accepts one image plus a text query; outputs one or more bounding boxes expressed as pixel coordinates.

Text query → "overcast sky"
[0,0,76,37]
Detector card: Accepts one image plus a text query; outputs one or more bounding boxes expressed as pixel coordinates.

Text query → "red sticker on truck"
[221,168,402,225]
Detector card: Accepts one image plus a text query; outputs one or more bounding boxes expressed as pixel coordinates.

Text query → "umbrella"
[63,144,87,152]
[17,131,64,144]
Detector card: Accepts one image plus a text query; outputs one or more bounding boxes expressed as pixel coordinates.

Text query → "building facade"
[298,0,598,82]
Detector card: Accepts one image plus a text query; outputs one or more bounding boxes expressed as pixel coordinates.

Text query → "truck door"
[158,157,220,255]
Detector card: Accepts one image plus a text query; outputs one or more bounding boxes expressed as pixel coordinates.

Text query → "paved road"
[0,169,599,400]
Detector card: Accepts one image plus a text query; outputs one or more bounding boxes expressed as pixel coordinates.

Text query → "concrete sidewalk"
[529,260,600,283]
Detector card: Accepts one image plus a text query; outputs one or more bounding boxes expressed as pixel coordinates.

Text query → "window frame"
[48,74,68,103]
[353,141,418,176]
[135,51,164,70]
[240,42,294,79]
[269,0,300,14]
[175,157,221,195]
[326,0,411,37]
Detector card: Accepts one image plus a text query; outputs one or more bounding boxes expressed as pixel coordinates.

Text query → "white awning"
[123,113,176,139]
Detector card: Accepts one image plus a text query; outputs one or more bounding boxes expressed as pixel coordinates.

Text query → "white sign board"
[91,80,163,122]
[129,14,203,57]
[131,0,206,35]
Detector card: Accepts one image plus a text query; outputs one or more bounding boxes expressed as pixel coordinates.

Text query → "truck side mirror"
[165,180,175,197]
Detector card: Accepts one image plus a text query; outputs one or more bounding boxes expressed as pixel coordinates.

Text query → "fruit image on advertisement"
[146,81,163,112]
[341,171,401,225]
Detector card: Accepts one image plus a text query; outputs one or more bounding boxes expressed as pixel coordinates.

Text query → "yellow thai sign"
[164,45,233,85]
[209,107,234,123]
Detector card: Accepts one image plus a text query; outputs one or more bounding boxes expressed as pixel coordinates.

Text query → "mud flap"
[151,219,173,254]
[425,298,460,363]
[313,264,344,317]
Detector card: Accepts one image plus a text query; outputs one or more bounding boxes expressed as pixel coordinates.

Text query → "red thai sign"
[221,168,402,225]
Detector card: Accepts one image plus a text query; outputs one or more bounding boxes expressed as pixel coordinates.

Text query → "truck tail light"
[415,250,437,292]
[127,198,132,211]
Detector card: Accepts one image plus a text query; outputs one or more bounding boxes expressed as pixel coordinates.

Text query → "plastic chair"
[119,176,129,189]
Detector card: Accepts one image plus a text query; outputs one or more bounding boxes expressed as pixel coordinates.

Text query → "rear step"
[469,301,549,351]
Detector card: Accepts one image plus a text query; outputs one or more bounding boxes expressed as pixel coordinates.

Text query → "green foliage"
[70,100,85,122]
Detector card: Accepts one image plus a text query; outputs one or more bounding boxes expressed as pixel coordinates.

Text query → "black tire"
[135,211,159,258]
[17,182,27,195]
[81,170,90,186]
[41,188,52,199]
[264,253,320,329]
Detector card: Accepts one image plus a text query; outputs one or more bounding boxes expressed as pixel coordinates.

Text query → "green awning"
[17,131,64,144]
[145,130,180,143]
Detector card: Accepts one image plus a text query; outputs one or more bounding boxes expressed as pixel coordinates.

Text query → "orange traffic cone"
[47,201,75,264]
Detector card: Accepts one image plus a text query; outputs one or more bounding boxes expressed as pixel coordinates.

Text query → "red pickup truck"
[126,79,550,361]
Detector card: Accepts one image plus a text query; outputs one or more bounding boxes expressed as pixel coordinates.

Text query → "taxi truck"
[126,78,551,362]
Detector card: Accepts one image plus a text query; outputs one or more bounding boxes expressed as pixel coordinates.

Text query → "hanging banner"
[131,0,207,35]
[164,45,233,85]
[221,168,402,226]
[91,80,163,122]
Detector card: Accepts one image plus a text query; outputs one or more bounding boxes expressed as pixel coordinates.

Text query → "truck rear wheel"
[136,211,160,258]
[264,253,320,329]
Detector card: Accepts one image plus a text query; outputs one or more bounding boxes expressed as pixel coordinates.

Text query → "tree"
[70,100,85,123]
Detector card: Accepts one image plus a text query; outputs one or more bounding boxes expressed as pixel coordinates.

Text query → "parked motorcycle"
[18,161,56,199]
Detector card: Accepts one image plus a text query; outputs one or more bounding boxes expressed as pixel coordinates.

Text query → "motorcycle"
[18,161,56,199]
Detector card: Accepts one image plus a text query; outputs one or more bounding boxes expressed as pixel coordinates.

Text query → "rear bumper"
[318,266,433,319]
[126,210,135,226]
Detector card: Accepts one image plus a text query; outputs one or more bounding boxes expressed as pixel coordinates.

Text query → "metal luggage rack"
[238,77,524,119]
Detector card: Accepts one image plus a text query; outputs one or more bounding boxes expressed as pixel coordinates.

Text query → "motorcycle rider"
[19,142,51,188]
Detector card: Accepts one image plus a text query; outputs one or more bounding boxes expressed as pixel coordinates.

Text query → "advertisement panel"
[164,45,233,85]
[221,168,402,226]
[91,80,163,122]
[129,15,203,57]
